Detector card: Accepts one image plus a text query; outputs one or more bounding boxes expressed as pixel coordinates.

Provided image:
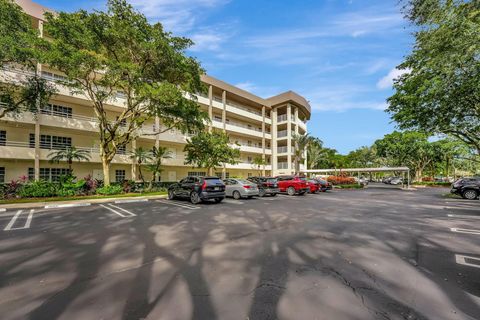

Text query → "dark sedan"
[451,177,480,200]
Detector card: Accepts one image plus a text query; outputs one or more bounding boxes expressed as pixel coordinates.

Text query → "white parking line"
[444,206,480,211]
[4,209,35,231]
[0,208,6,212]
[156,200,200,210]
[108,203,136,217]
[448,214,480,219]
[450,228,480,235]
[100,204,135,218]
[45,203,91,209]
[455,254,480,269]
[114,199,149,204]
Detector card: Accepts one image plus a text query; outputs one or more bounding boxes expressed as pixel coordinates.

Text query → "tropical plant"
[43,0,209,185]
[48,146,91,175]
[388,0,480,155]
[184,131,240,175]
[130,147,153,183]
[146,146,172,189]
[251,156,267,174]
[19,180,57,198]
[0,0,55,119]
[292,133,313,173]
[96,184,123,195]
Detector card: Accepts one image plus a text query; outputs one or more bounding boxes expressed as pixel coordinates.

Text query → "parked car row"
[383,176,404,185]
[167,175,333,204]
[451,177,480,200]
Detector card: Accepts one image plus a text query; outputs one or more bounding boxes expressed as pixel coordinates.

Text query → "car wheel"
[259,189,266,197]
[167,189,175,200]
[287,187,296,196]
[299,192,306,196]
[190,191,201,204]
[214,198,223,203]
[271,193,277,197]
[462,189,479,200]
[233,191,242,200]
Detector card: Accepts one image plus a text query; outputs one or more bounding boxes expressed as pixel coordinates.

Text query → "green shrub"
[336,184,364,189]
[19,180,57,198]
[96,185,123,195]
[58,176,87,197]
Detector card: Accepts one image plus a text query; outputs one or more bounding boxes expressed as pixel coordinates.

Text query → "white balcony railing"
[278,162,289,169]
[277,146,288,154]
[277,114,288,122]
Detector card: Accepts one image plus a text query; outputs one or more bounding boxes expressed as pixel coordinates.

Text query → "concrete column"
[208,85,213,133]
[287,103,292,173]
[294,107,299,135]
[272,108,278,176]
[262,106,266,176]
[222,90,227,132]
[155,116,160,149]
[34,20,44,181]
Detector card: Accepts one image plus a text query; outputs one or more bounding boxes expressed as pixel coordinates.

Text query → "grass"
[412,182,451,187]
[0,191,167,205]
[335,184,364,189]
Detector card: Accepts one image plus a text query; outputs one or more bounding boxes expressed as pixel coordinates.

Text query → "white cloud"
[190,31,228,51]
[129,0,229,33]
[377,68,410,90]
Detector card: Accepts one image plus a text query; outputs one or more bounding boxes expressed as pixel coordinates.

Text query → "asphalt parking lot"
[0,186,479,320]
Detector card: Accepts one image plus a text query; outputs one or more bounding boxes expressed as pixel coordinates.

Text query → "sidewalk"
[0,194,167,210]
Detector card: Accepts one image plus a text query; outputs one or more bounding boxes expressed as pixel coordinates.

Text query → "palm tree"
[252,156,267,174]
[307,137,323,169]
[292,133,312,174]
[48,146,91,175]
[130,147,153,183]
[146,146,172,189]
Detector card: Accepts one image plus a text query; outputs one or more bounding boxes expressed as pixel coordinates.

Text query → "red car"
[307,179,321,194]
[275,175,309,196]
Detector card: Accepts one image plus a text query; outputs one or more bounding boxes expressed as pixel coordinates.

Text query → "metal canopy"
[301,167,409,173]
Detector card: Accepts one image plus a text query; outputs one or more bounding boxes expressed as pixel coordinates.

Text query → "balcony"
[277,146,289,154]
[277,114,288,123]
[277,130,294,138]
[277,162,289,170]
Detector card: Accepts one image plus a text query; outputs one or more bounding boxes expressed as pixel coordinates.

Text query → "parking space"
[0,189,479,319]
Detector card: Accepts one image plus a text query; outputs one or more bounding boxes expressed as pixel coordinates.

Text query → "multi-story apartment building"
[0,0,311,183]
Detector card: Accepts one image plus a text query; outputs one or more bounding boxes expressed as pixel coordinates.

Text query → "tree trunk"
[102,157,111,186]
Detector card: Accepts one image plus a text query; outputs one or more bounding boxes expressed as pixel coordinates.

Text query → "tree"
[184,131,240,175]
[130,147,152,183]
[374,131,437,181]
[146,146,172,189]
[251,156,267,174]
[306,137,323,169]
[388,0,480,154]
[292,133,312,174]
[43,0,209,185]
[0,0,55,119]
[48,147,91,174]
[346,146,377,168]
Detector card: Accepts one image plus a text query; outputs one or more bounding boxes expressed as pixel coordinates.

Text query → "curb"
[0,194,167,210]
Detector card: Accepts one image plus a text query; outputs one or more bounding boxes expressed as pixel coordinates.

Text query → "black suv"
[168,176,225,204]
[451,177,480,200]
[247,177,279,197]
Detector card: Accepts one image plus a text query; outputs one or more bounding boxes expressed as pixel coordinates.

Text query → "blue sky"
[36,0,413,154]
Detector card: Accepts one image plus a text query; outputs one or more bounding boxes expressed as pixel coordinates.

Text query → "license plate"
[214,187,220,191]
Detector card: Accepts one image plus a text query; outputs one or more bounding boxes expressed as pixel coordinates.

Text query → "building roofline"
[15,0,53,20]
[267,91,312,119]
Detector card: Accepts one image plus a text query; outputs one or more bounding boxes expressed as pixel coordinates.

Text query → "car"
[223,178,260,199]
[247,176,279,197]
[383,176,394,184]
[168,176,225,204]
[390,177,403,185]
[451,177,480,200]
[307,179,321,194]
[275,175,309,196]
[315,178,332,192]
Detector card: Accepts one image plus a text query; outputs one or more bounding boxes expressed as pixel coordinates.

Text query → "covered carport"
[301,167,411,188]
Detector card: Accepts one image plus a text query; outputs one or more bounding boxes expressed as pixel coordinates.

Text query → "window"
[247,140,252,146]
[28,168,69,181]
[41,71,67,82]
[0,131,6,146]
[188,172,206,177]
[0,167,4,183]
[116,117,127,127]
[247,156,253,163]
[115,170,126,182]
[214,115,222,122]
[41,104,72,118]
[30,134,72,150]
[248,173,253,178]
[117,145,126,154]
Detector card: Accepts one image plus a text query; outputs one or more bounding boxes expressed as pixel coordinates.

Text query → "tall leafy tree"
[48,147,91,174]
[43,0,208,185]
[130,147,152,183]
[388,0,480,154]
[251,156,267,174]
[292,133,312,173]
[0,0,55,118]
[184,131,240,175]
[306,137,323,169]
[146,146,172,189]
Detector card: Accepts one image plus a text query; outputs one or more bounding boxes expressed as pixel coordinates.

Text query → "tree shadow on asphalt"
[0,191,479,320]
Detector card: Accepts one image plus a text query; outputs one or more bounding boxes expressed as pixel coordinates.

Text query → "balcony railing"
[278,162,289,169]
[277,114,288,122]
[277,146,288,154]
[227,101,262,117]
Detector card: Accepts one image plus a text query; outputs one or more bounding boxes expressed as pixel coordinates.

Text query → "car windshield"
[298,177,307,181]
[266,178,277,183]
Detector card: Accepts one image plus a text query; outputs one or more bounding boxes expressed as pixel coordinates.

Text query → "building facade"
[0,0,311,183]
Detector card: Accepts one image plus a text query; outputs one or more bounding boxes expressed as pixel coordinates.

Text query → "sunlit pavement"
[0,186,479,320]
